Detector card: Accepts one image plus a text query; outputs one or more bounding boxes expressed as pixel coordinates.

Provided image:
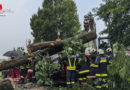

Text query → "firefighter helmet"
[91,48,96,53]
[85,47,92,55]
[106,48,112,52]
[98,49,104,55]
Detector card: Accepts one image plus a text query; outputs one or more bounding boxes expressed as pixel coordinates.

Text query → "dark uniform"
[90,52,97,76]
[106,52,113,64]
[20,64,27,83]
[95,54,109,90]
[78,60,90,82]
[65,55,80,90]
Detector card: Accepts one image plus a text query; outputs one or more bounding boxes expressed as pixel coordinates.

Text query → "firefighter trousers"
[66,70,76,90]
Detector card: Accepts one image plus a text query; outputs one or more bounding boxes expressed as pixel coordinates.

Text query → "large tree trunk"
[28,30,97,52]
[0,78,15,90]
[0,56,29,71]
[0,31,97,71]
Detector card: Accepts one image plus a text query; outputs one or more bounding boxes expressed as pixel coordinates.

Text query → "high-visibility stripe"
[79,78,83,80]
[95,74,101,77]
[74,58,76,66]
[78,59,81,64]
[20,66,24,69]
[67,82,71,84]
[90,64,98,68]
[67,66,76,70]
[20,76,24,78]
[68,58,72,66]
[100,60,107,63]
[94,65,98,67]
[83,78,86,80]
[101,74,108,77]
[79,70,90,74]
[71,81,75,84]
[96,86,102,88]
[90,64,95,67]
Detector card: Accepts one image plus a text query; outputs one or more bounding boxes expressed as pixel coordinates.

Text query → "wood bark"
[0,31,97,71]
[28,30,97,52]
[0,56,29,71]
[0,78,15,90]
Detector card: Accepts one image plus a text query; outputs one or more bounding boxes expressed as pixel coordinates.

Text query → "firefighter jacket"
[78,60,90,74]
[95,55,109,77]
[106,52,113,64]
[90,53,98,68]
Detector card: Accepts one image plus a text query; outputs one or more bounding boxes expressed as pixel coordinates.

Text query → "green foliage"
[30,0,80,43]
[107,44,130,89]
[60,38,85,60]
[50,83,95,90]
[95,0,130,47]
[35,54,60,86]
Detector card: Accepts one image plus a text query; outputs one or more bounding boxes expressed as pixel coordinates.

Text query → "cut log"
[0,56,29,71]
[0,78,15,90]
[28,30,97,52]
[0,31,97,71]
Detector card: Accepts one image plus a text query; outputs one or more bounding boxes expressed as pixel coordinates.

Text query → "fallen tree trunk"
[0,31,97,71]
[0,78,15,90]
[0,56,29,71]
[28,30,97,52]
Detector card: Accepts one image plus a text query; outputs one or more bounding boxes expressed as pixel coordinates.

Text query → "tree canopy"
[30,0,80,43]
[95,0,130,46]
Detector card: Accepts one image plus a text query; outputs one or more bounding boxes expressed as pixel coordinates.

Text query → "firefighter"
[89,48,97,76]
[78,50,90,84]
[20,64,26,84]
[10,56,20,83]
[65,47,80,90]
[95,49,109,90]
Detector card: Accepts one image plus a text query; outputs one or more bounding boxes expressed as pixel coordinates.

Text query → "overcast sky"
[0,0,105,55]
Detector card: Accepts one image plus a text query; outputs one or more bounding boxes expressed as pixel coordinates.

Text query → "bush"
[35,55,60,86]
[107,45,130,90]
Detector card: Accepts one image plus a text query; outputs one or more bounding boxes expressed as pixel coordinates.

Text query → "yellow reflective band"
[96,86,102,88]
[26,64,30,69]
[101,74,108,77]
[79,78,83,80]
[68,58,72,66]
[79,70,90,74]
[71,81,75,84]
[100,60,107,63]
[21,76,24,78]
[20,66,24,69]
[67,82,71,84]
[94,65,98,68]
[74,58,76,66]
[96,74,101,76]
[78,59,81,64]
[90,64,95,67]
[83,78,86,80]
[90,64,98,68]
[67,66,76,70]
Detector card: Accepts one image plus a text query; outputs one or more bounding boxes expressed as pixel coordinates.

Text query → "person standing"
[65,47,80,90]
[95,49,109,90]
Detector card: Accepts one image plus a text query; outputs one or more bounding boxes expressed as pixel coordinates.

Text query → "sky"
[0,0,105,55]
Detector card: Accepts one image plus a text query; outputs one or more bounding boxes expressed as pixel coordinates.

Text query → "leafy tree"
[95,0,130,47]
[107,44,130,90]
[30,0,80,43]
